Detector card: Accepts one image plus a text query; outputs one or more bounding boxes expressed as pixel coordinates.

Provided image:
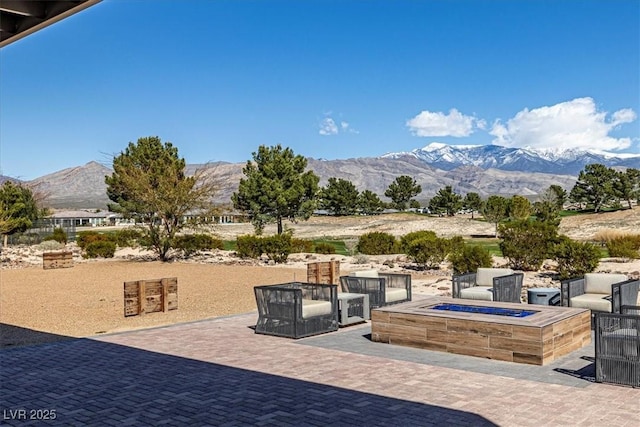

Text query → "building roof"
[48,210,115,219]
[0,0,101,48]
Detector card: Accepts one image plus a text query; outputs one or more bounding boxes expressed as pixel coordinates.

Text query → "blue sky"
[1,0,638,180]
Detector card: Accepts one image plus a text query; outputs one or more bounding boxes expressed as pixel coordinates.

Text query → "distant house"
[183,210,248,224]
[47,210,131,227]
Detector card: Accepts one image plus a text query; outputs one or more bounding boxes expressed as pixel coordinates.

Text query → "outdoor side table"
[527,288,561,306]
[338,292,370,326]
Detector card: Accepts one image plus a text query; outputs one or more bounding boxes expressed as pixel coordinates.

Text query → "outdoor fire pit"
[431,303,538,318]
[371,296,591,365]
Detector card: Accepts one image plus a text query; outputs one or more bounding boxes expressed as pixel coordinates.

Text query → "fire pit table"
[371,296,591,365]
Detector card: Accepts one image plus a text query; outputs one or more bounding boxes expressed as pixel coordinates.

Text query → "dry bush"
[592,229,629,245]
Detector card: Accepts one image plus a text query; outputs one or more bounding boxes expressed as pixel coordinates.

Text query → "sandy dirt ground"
[2,208,639,348]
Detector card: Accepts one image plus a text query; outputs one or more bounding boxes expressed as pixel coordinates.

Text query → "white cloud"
[489,97,637,151]
[319,115,359,135]
[319,118,338,135]
[406,108,481,137]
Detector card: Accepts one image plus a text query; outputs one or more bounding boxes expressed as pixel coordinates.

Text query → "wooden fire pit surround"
[371,296,591,365]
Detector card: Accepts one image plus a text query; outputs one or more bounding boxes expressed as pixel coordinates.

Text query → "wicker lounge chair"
[452,268,524,303]
[254,282,338,339]
[594,305,640,388]
[560,274,634,313]
[339,270,411,310]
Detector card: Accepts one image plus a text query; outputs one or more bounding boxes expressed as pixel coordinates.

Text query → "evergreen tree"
[384,175,421,211]
[428,186,463,217]
[232,144,319,234]
[614,168,640,209]
[320,177,359,216]
[463,192,483,219]
[569,164,616,212]
[548,184,567,210]
[0,181,42,247]
[358,190,384,215]
[508,195,532,220]
[482,195,509,237]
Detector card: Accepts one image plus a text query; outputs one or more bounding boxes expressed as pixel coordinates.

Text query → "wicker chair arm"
[621,305,640,315]
[451,272,477,298]
[339,276,386,308]
[379,273,412,301]
[560,277,586,307]
[612,280,640,314]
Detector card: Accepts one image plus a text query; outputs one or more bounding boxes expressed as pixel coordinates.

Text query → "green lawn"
[464,238,503,256]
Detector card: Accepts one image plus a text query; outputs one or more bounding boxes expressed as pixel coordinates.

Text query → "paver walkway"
[1,312,639,426]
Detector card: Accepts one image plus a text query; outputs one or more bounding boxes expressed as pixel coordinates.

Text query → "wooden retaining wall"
[124,277,178,317]
[43,251,73,269]
[307,261,340,285]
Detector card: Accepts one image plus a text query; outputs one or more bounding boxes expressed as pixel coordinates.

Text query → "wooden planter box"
[43,251,73,269]
[307,260,340,285]
[124,277,178,317]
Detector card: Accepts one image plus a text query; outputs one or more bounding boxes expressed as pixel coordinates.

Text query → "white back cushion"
[476,268,514,287]
[351,270,379,278]
[584,273,628,295]
[385,288,408,303]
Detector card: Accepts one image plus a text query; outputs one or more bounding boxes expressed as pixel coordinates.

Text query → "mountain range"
[6,143,640,209]
[383,143,640,175]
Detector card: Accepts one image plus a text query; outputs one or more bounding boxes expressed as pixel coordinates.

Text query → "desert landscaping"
[2,209,639,348]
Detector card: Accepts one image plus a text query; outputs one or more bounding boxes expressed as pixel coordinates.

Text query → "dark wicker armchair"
[560,273,630,313]
[594,306,640,388]
[339,270,411,309]
[254,282,338,339]
[452,268,524,303]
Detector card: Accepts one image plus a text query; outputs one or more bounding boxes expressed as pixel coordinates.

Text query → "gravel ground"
[0,261,308,348]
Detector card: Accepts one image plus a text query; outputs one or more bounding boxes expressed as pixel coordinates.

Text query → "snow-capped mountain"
[382,143,640,175]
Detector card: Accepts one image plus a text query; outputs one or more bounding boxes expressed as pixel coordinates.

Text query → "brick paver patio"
[1,311,639,426]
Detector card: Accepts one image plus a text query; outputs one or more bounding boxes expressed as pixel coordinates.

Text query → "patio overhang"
[0,0,102,48]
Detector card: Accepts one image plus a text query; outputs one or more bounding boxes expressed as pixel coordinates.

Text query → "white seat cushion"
[570,293,611,312]
[385,288,408,303]
[584,273,628,295]
[301,299,333,319]
[476,268,514,287]
[351,270,379,278]
[459,286,494,301]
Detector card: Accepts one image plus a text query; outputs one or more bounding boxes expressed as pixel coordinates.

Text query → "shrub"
[354,254,369,264]
[357,232,398,255]
[498,220,558,271]
[77,230,109,249]
[236,235,263,259]
[84,241,116,258]
[448,235,465,254]
[174,233,224,256]
[262,234,292,263]
[43,227,67,244]
[448,245,493,274]
[112,228,143,247]
[314,242,336,254]
[553,236,601,280]
[405,235,450,269]
[400,230,437,253]
[606,235,640,259]
[38,240,65,251]
[291,238,314,253]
